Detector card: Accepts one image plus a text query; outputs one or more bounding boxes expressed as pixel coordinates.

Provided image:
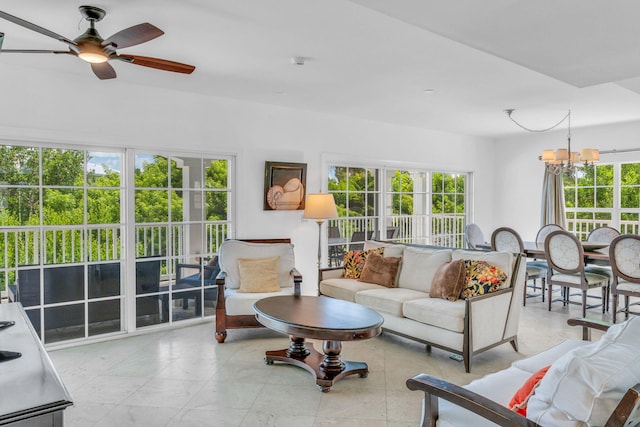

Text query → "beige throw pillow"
[236,256,281,293]
[428,259,466,301]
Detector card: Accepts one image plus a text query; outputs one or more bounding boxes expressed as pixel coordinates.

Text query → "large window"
[0,144,233,344]
[564,162,640,239]
[327,164,470,265]
[133,153,231,327]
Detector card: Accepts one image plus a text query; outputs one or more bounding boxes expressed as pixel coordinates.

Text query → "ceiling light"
[505,109,599,176]
[78,51,108,63]
[290,57,305,66]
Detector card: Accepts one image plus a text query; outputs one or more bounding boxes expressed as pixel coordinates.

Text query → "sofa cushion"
[363,240,406,257]
[528,316,640,426]
[358,253,402,288]
[461,260,508,298]
[397,247,452,293]
[219,240,295,289]
[224,287,296,316]
[343,248,384,279]
[429,259,466,301]
[512,339,590,374]
[402,298,466,333]
[355,288,428,316]
[319,278,385,302]
[236,256,280,293]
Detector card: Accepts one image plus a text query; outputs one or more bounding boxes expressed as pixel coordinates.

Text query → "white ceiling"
[2,0,640,137]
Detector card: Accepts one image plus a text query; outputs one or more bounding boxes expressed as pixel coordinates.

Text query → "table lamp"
[303,193,338,268]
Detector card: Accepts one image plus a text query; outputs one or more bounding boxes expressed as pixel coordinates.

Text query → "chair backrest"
[610,234,640,283]
[536,224,564,243]
[588,226,620,244]
[218,238,295,289]
[491,227,524,253]
[350,230,374,251]
[386,227,399,239]
[464,223,485,249]
[136,259,161,294]
[544,230,585,274]
[328,226,341,239]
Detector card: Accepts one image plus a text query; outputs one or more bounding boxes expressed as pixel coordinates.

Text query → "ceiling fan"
[0,5,195,80]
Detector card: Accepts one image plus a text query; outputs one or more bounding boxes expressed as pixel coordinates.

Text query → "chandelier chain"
[505,109,570,133]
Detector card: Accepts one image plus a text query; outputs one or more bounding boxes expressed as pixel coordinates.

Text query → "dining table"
[477,241,611,264]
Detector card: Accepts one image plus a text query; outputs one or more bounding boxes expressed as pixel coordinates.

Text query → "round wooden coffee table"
[254,295,383,392]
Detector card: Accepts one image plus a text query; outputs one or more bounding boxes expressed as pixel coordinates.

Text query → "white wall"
[0,64,496,294]
[493,120,640,242]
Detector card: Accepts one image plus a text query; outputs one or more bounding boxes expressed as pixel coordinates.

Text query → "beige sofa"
[407,317,640,426]
[318,241,526,372]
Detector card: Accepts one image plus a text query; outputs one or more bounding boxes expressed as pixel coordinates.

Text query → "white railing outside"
[327,214,465,254]
[0,222,229,291]
[567,218,639,241]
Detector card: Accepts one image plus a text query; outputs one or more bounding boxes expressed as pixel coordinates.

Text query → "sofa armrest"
[406,373,540,427]
[466,287,514,351]
[319,266,344,280]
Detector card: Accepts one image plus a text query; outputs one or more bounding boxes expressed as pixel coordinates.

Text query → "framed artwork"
[264,161,307,210]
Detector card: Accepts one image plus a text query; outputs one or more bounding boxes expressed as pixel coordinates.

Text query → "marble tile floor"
[49,295,614,427]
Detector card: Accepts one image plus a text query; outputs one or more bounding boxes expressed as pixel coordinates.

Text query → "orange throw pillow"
[508,365,551,416]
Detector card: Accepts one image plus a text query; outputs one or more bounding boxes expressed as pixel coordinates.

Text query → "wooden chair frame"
[215,238,302,343]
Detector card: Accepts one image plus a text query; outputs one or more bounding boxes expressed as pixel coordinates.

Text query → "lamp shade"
[303,193,338,219]
[541,149,556,162]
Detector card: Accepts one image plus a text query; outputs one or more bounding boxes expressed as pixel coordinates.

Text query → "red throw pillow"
[508,365,551,416]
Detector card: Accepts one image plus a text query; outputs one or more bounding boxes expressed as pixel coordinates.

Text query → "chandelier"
[505,109,599,176]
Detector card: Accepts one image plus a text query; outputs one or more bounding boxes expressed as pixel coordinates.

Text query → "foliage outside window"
[327,165,469,266]
[0,144,232,344]
[564,162,640,238]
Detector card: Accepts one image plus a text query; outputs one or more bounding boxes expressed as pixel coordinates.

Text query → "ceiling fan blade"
[1,49,72,54]
[118,54,195,74]
[0,10,77,49]
[91,62,117,80]
[102,23,163,49]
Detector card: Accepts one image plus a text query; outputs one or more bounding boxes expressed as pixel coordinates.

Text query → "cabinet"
[0,303,72,426]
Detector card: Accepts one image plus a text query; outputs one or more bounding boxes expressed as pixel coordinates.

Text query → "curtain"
[540,168,567,228]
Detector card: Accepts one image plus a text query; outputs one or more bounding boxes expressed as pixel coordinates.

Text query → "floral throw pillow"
[461,260,508,298]
[343,248,384,279]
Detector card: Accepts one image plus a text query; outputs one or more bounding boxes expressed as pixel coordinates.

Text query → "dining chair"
[528,223,565,270]
[609,234,640,323]
[328,226,346,266]
[491,227,546,306]
[544,230,609,317]
[588,226,620,244]
[349,230,374,251]
[464,223,485,249]
[584,226,619,307]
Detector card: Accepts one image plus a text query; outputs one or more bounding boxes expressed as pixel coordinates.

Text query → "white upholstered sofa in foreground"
[318,241,526,372]
[407,317,640,426]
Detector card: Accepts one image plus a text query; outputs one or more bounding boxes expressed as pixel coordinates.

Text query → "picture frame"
[264,161,307,210]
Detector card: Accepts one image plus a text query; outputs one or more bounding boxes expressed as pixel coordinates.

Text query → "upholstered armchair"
[215,238,302,343]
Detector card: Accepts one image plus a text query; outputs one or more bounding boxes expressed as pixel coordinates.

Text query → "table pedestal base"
[265,337,369,392]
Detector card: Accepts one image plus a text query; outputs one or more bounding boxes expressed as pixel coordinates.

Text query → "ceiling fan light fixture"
[78,50,108,63]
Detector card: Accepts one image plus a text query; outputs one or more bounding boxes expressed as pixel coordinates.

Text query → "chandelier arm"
[505,110,570,133]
